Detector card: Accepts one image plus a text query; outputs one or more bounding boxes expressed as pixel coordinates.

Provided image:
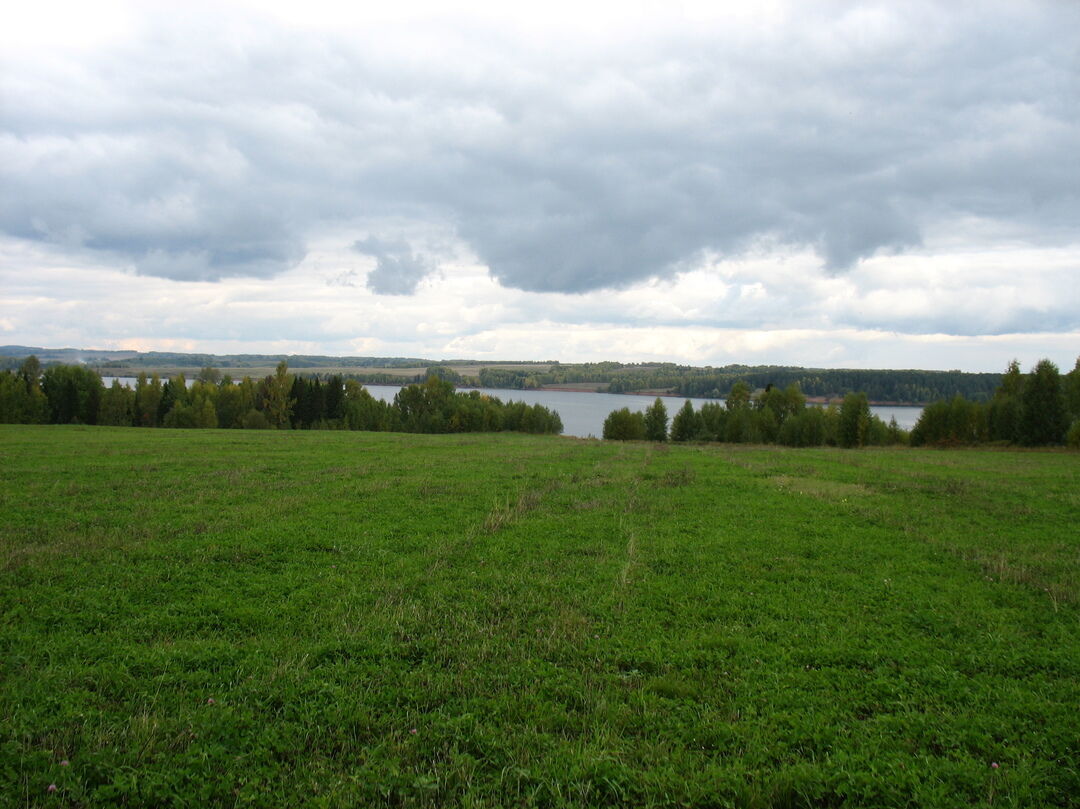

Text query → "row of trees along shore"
[0,359,563,435]
[909,358,1080,447]
[603,358,1080,449]
[603,384,906,448]
[480,364,1002,403]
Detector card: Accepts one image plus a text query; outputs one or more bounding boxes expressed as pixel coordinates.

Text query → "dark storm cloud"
[2,2,1078,299]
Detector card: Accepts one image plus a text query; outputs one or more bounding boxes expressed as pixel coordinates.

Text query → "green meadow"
[1,425,1077,808]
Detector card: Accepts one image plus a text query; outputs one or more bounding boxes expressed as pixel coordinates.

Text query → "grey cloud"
[1,2,1078,304]
[353,237,433,295]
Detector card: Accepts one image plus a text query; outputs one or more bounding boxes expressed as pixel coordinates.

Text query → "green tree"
[670,400,701,442]
[697,401,727,441]
[989,360,1023,442]
[264,361,295,429]
[1020,359,1067,446]
[343,380,391,431]
[1063,357,1080,422]
[194,397,218,428]
[643,398,668,442]
[41,365,103,424]
[723,407,759,443]
[196,366,222,385]
[602,408,646,440]
[394,376,456,432]
[0,371,46,423]
[726,380,751,411]
[777,406,829,447]
[756,383,805,426]
[215,382,246,428]
[838,392,870,448]
[18,355,42,388]
[135,373,162,427]
[99,380,135,426]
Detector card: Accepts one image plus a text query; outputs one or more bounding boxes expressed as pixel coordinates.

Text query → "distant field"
[539,381,610,392]
[1,426,1077,807]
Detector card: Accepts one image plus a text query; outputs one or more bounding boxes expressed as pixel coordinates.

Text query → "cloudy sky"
[2,0,1078,371]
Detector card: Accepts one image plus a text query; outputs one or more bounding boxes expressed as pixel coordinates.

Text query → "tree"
[777,406,828,447]
[264,361,295,429]
[643,398,668,442]
[670,400,701,442]
[194,397,218,428]
[989,360,1023,442]
[215,382,245,428]
[41,365,103,424]
[324,375,346,422]
[602,408,646,440]
[196,366,221,385]
[838,392,870,448]
[0,370,47,423]
[756,383,804,426]
[726,380,751,411]
[1063,357,1080,423]
[99,380,135,426]
[344,380,390,431]
[697,401,727,441]
[1020,359,1067,445]
[394,375,455,433]
[18,355,42,388]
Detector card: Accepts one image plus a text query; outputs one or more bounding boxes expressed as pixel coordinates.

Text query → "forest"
[0,359,562,435]
[481,364,1002,403]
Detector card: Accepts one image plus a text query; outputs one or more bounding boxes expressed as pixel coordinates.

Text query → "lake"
[361,385,925,438]
[103,377,924,438]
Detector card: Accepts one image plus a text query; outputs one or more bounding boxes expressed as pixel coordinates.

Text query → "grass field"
[1,426,1078,808]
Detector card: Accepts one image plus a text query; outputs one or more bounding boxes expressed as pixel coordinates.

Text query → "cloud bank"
[3,2,1078,296]
[1,1,1078,370]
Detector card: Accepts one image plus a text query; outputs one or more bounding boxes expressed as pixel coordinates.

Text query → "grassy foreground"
[1,426,1078,808]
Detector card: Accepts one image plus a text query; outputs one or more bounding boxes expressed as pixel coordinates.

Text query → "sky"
[2,0,1078,372]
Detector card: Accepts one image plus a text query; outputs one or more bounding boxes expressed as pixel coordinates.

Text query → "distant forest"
[1,346,1004,404]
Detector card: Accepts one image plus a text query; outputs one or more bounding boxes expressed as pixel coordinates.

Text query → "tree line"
[603,383,905,448]
[479,363,1001,404]
[601,357,1080,449]
[909,358,1080,447]
[0,359,562,435]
